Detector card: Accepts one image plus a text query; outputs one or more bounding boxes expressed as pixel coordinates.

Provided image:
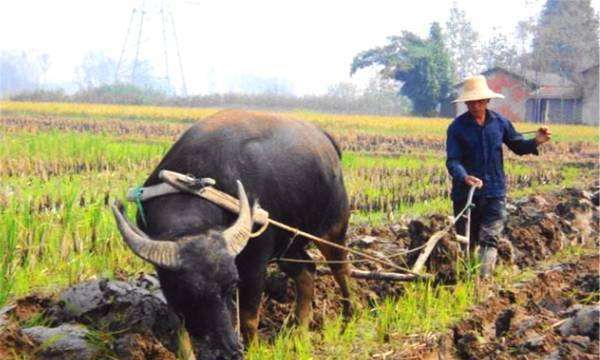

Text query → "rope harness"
[127,170,476,273]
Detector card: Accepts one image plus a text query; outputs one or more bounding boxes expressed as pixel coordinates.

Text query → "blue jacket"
[446,110,539,201]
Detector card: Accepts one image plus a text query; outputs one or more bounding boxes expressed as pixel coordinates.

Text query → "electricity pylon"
[115,0,187,96]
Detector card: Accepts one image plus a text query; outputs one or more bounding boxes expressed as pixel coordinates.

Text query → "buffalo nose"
[230,349,244,360]
[216,354,243,360]
[205,347,243,360]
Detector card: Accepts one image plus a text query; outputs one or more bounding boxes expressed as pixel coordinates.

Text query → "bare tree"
[530,0,599,80]
[75,52,118,89]
[327,82,359,99]
[445,2,482,80]
[235,75,294,95]
[0,51,49,96]
[481,28,521,71]
[362,75,412,115]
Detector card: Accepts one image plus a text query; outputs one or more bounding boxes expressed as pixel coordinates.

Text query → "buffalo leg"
[315,222,354,318]
[237,263,267,344]
[293,266,315,326]
[278,249,316,327]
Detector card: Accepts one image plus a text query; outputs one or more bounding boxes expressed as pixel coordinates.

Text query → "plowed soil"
[0,186,597,359]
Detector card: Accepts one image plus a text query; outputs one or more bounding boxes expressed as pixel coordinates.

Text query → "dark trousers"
[453,196,506,249]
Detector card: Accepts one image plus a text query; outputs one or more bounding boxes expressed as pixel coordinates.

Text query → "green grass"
[342,152,442,169]
[0,102,597,358]
[246,277,478,359]
[0,215,19,305]
[0,127,594,300]
[351,197,452,226]
[1,173,153,299]
[2,131,170,167]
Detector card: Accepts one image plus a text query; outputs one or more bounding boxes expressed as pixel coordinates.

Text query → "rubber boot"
[479,246,498,278]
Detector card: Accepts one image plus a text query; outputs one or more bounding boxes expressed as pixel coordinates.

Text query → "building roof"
[521,70,575,87]
[520,70,581,99]
[581,64,599,76]
[455,67,583,99]
[528,86,582,99]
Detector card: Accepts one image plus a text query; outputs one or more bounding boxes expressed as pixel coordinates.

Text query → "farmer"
[446,75,551,278]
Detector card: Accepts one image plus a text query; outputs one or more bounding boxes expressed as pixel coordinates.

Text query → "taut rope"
[126,171,476,276]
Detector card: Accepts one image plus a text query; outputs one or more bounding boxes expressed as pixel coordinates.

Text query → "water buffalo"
[112,109,352,359]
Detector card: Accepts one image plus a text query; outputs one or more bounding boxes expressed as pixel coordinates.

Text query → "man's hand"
[535,126,552,145]
[464,175,483,188]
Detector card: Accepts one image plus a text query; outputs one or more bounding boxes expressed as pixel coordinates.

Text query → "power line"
[115,8,136,83]
[169,8,187,96]
[131,1,146,85]
[160,0,171,87]
[115,0,187,96]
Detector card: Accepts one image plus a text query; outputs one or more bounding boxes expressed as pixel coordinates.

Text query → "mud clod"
[452,254,600,359]
[558,305,600,340]
[48,278,182,352]
[22,324,97,360]
[0,276,183,359]
[495,308,515,338]
[113,333,177,360]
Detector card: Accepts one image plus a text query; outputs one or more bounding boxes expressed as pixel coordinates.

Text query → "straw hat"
[453,75,505,103]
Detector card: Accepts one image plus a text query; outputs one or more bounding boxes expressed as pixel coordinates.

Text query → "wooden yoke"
[159,170,270,226]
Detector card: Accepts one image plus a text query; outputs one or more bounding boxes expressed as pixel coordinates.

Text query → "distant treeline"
[9,84,412,115]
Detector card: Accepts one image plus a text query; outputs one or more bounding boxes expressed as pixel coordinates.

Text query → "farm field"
[0,101,598,359]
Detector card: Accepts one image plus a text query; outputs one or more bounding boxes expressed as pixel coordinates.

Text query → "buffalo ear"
[222,181,253,256]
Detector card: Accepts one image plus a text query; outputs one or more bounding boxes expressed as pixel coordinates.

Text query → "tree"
[530,0,599,78]
[429,23,454,103]
[351,22,455,116]
[243,76,292,95]
[481,28,520,71]
[514,19,537,71]
[362,75,412,115]
[75,52,118,89]
[0,51,49,96]
[112,55,168,93]
[327,82,359,99]
[445,2,482,80]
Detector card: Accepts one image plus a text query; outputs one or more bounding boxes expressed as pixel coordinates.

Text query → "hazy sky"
[1,0,598,95]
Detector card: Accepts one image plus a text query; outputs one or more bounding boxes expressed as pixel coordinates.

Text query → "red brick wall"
[456,70,531,122]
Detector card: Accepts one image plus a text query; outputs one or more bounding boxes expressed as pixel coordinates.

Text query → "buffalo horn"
[222,181,254,256]
[111,201,182,270]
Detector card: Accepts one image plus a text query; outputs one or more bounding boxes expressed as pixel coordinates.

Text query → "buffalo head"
[112,181,257,360]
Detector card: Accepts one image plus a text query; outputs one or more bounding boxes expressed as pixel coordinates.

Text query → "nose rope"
[131,186,148,227]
